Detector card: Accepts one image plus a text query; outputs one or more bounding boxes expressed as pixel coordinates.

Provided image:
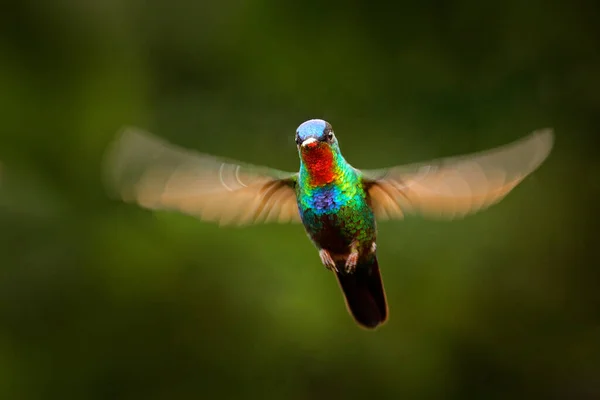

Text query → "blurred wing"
[103,127,301,226]
[362,128,554,220]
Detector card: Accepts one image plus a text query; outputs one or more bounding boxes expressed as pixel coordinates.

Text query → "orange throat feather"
[302,146,336,186]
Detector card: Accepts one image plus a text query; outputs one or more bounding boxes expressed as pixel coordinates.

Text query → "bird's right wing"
[103,127,301,226]
[362,128,554,220]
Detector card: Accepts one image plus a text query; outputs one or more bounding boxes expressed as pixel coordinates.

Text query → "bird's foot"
[319,249,337,272]
[345,252,358,274]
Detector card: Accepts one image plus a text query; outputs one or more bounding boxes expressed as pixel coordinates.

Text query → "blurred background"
[1,0,599,398]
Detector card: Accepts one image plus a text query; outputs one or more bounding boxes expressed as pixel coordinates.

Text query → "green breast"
[297,176,376,251]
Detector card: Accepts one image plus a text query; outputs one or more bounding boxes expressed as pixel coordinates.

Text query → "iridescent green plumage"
[296,133,376,255]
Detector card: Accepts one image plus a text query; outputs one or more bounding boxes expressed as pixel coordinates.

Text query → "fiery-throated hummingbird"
[103,119,553,329]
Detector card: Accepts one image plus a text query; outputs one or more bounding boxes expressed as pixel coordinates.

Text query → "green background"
[1,1,598,398]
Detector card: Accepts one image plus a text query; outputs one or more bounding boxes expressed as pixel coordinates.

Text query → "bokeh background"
[1,1,599,398]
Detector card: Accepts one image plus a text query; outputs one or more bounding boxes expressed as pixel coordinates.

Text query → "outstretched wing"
[362,128,554,220]
[103,127,301,226]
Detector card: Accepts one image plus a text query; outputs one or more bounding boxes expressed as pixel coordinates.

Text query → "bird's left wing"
[103,127,301,226]
[361,128,554,221]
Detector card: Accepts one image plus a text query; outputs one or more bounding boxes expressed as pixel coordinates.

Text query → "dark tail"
[335,255,388,329]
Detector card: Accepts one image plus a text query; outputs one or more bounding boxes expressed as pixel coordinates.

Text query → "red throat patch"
[302,145,335,185]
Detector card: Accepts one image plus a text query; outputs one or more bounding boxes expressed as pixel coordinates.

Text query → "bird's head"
[295,119,338,157]
[295,119,344,185]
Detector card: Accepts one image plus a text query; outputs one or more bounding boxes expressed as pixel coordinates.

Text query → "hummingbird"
[103,119,554,329]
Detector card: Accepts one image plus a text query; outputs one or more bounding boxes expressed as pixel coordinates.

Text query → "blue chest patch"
[300,185,344,216]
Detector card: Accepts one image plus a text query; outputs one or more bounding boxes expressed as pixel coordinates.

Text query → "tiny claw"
[345,252,358,273]
[319,249,337,272]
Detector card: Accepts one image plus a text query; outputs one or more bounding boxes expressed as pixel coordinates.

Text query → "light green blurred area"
[0,1,598,399]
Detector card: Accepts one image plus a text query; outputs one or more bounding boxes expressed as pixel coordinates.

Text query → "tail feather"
[335,255,388,329]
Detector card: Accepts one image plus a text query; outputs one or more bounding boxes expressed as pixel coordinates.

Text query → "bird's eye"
[327,132,335,141]
[295,135,301,145]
